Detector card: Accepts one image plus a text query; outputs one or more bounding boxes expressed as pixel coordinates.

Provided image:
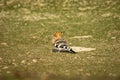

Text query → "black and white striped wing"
[53,39,76,53]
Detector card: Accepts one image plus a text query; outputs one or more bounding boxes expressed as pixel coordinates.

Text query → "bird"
[52,32,76,54]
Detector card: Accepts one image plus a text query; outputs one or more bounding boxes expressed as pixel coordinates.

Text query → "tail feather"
[70,49,76,54]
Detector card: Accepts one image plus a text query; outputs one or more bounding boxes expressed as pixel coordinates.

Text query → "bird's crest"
[52,32,63,44]
[53,32,62,37]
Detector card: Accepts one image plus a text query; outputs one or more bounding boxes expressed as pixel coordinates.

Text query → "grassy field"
[0,0,120,80]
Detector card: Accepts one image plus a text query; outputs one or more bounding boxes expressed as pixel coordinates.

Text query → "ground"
[0,0,120,80]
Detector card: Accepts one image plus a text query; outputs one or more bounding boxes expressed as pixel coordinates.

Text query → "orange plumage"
[52,32,62,44]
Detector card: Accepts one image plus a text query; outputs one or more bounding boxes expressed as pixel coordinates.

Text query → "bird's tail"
[70,48,76,54]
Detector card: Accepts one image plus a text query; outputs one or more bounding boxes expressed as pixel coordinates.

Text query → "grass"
[0,0,120,80]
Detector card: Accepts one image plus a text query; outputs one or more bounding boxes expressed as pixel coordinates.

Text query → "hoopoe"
[52,32,76,54]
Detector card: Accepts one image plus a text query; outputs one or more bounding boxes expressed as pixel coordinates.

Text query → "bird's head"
[53,32,62,38]
[52,32,63,43]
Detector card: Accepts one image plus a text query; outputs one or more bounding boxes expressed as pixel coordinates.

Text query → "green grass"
[0,0,120,80]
